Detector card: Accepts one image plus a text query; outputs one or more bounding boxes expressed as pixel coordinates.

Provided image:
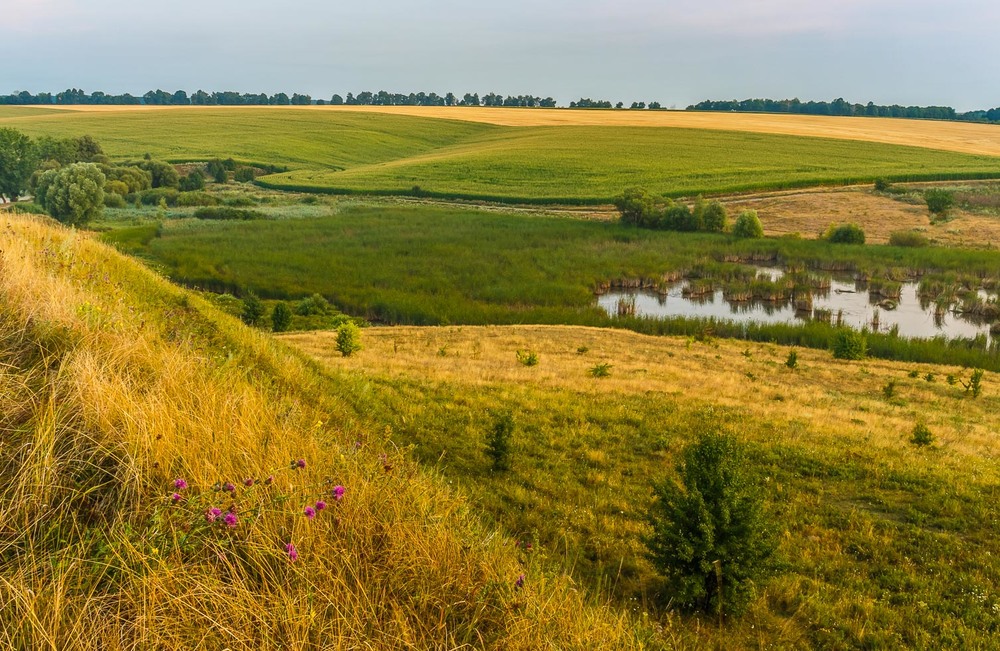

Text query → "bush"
[36,163,105,226]
[295,293,332,316]
[485,411,515,472]
[874,178,892,192]
[234,167,257,183]
[645,432,774,616]
[335,322,362,357]
[731,210,763,239]
[176,191,220,207]
[139,188,180,207]
[832,329,867,360]
[271,302,292,332]
[785,350,797,369]
[137,160,180,189]
[925,189,955,215]
[193,206,265,220]
[589,363,612,377]
[911,422,933,446]
[240,291,265,326]
[178,170,206,192]
[516,350,539,366]
[104,192,126,209]
[823,223,866,244]
[662,203,699,231]
[888,231,929,247]
[700,200,728,232]
[614,187,658,227]
[961,368,984,398]
[882,379,897,399]
[105,180,129,197]
[207,159,228,183]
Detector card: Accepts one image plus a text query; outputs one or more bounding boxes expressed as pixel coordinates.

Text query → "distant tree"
[35,136,79,165]
[102,165,152,193]
[138,160,179,188]
[330,94,344,105]
[270,93,290,105]
[290,93,312,105]
[178,169,205,191]
[37,163,105,225]
[700,200,728,232]
[207,159,228,183]
[645,432,775,616]
[648,101,662,109]
[240,291,265,326]
[924,189,955,216]
[732,210,764,239]
[614,187,658,227]
[823,223,865,244]
[271,302,292,332]
[662,203,699,231]
[234,167,256,182]
[0,127,37,202]
[170,90,189,105]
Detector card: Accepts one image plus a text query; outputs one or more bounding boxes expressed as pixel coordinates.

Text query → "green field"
[4,107,1000,201]
[110,203,1000,368]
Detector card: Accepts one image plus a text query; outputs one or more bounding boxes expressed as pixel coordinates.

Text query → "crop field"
[285,324,1000,649]
[4,106,1000,202]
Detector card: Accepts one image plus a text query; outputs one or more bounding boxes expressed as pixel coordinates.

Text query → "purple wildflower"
[296,458,307,469]
[173,478,188,490]
[285,543,298,562]
[244,478,254,487]
[206,507,223,523]
[265,475,274,485]
[515,574,525,590]
[171,492,182,503]
[223,512,238,528]
[223,482,236,493]
[332,485,345,501]
[304,506,316,520]
[315,500,327,511]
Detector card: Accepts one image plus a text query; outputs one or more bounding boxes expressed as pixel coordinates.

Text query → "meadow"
[111,203,1000,368]
[285,324,1000,649]
[4,106,1000,202]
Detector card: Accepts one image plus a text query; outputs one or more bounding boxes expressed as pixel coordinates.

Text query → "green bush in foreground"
[645,432,774,616]
[336,321,362,357]
[832,329,867,360]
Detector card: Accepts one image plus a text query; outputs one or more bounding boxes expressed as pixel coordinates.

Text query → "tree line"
[688,97,1000,124]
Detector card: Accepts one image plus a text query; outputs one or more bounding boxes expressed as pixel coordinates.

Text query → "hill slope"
[0,214,646,649]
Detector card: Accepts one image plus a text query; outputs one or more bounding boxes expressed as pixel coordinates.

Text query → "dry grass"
[283,324,999,463]
[33,104,1000,157]
[0,215,650,649]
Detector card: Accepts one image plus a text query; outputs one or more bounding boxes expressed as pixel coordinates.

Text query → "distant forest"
[688,97,1000,124]
[2,89,998,123]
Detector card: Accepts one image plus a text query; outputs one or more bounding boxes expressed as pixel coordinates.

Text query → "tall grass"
[0,214,648,649]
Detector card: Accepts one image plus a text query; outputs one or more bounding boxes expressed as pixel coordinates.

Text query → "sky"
[2,0,999,110]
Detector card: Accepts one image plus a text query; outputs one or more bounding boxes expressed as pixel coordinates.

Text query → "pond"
[597,268,997,343]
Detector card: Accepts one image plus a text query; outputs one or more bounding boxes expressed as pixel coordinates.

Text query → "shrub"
[823,223,865,244]
[645,432,774,616]
[911,422,933,446]
[234,167,257,183]
[9,202,46,215]
[888,230,929,247]
[516,350,539,366]
[336,322,362,357]
[105,180,129,197]
[178,170,206,192]
[785,350,797,369]
[103,192,126,209]
[589,363,612,377]
[662,203,699,232]
[961,368,984,398]
[832,329,867,360]
[137,160,180,189]
[295,293,332,316]
[176,191,220,207]
[193,206,265,220]
[271,302,292,332]
[882,379,897,399]
[701,200,728,233]
[874,178,892,192]
[207,159,228,183]
[614,187,658,227]
[731,210,763,239]
[139,188,180,206]
[485,411,515,472]
[240,291,265,326]
[925,188,955,215]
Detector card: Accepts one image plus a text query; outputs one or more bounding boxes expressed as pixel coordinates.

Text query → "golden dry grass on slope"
[36,104,1000,157]
[283,325,999,464]
[0,216,649,650]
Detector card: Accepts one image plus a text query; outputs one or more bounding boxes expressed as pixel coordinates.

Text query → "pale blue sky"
[3,0,998,109]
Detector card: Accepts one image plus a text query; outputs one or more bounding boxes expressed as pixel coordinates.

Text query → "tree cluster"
[688,97,1000,124]
[613,188,729,233]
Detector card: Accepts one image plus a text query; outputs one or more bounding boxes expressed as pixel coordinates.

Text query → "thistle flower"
[223,512,238,528]
[285,543,298,562]
[515,574,525,590]
[332,485,345,501]
[296,458,307,469]
[206,507,223,523]
[315,500,327,511]
[171,492,182,503]
[265,475,274,485]
[174,478,188,490]
[244,478,254,487]
[304,506,316,520]
[223,482,236,493]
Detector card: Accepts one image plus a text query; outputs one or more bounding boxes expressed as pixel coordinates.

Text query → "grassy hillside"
[285,324,1000,649]
[263,126,1000,202]
[0,214,648,649]
[4,106,999,202]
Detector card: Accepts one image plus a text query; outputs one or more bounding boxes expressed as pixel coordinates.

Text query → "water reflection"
[597,269,996,343]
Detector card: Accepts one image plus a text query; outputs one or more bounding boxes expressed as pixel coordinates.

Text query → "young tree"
[271,302,292,332]
[240,291,265,326]
[38,163,105,225]
[645,432,774,616]
[485,411,515,472]
[0,127,37,202]
[335,321,362,357]
[614,187,658,226]
[731,210,764,239]
[701,201,728,232]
